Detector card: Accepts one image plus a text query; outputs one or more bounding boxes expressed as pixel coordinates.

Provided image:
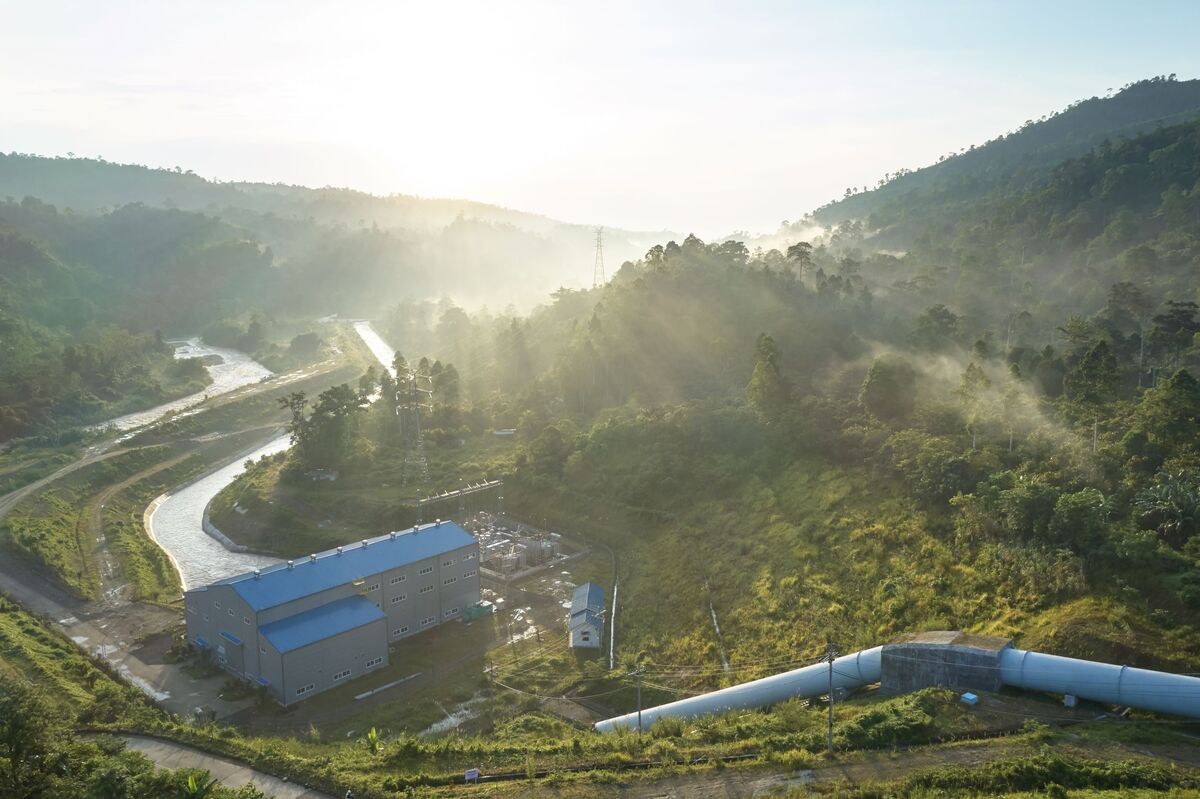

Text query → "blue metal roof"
[259,595,385,654]
[571,582,605,617]
[570,609,604,631]
[219,522,476,611]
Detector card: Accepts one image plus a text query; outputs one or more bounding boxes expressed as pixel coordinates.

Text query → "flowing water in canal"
[146,323,396,587]
[94,339,272,433]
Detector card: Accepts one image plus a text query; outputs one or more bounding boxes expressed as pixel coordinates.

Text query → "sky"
[4,1,1200,236]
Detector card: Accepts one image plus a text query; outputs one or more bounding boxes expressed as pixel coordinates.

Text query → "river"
[94,339,272,433]
[352,320,398,378]
[146,323,395,588]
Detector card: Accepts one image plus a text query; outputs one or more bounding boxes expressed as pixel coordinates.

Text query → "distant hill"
[0,153,670,305]
[813,76,1200,228]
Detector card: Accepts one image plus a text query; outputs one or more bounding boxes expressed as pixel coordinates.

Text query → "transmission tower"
[592,226,606,288]
[400,369,432,487]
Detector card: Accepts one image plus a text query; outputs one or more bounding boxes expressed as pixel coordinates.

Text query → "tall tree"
[746,334,789,422]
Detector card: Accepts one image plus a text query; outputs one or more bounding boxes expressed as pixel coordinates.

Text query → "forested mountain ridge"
[813,75,1200,228]
[0,152,666,301]
[812,109,1200,346]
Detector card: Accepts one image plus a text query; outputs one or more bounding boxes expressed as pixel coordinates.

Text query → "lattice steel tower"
[593,227,606,288]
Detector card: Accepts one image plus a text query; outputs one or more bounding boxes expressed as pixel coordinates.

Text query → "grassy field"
[503,455,1200,692]
[0,442,80,495]
[0,445,179,597]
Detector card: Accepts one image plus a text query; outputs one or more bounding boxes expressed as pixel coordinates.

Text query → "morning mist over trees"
[4,3,1200,798]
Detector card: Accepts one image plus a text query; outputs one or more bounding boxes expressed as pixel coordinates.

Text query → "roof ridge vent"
[435,518,442,527]
[287,560,294,570]
[254,569,261,580]
[336,546,343,555]
[390,531,397,539]
[362,539,369,548]
[310,554,317,563]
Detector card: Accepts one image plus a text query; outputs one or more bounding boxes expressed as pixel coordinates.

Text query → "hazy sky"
[5,1,1200,235]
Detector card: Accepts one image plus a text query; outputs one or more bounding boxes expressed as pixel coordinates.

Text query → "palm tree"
[1136,472,1200,549]
[180,772,219,799]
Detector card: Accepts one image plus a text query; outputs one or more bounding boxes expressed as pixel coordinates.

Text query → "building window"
[443,576,457,585]
[442,558,455,567]
[444,607,459,617]
[366,582,379,592]
[214,602,221,610]
[420,617,435,627]
[581,631,591,642]
[228,608,235,617]
[332,669,351,681]
[390,574,406,584]
[463,570,477,578]
[390,594,406,604]
[419,585,433,594]
[419,566,433,575]
[260,646,267,654]
[399,625,409,633]
[296,683,316,696]
[243,617,250,625]
[203,614,209,622]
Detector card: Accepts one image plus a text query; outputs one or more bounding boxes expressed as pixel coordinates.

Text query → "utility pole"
[632,665,645,734]
[593,227,606,288]
[825,640,838,756]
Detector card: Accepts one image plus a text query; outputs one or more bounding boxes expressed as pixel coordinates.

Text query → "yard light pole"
[826,639,838,756]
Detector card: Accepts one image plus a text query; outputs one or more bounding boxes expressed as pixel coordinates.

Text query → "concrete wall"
[278,617,389,705]
[880,631,1009,695]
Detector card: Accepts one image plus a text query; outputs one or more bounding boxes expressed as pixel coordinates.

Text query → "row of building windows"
[332,668,351,682]
[420,616,435,627]
[390,574,406,584]
[390,594,407,604]
[444,607,459,617]
[365,656,384,669]
[419,566,433,575]
[419,585,433,594]
[443,576,457,585]
[295,683,315,696]
[392,625,410,638]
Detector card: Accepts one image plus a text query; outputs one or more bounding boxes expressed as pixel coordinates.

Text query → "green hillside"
[814,75,1200,228]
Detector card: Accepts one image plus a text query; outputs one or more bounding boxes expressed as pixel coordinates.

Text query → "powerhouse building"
[184,521,480,705]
